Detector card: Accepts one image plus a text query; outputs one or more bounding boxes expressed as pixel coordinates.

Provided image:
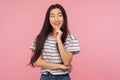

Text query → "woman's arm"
[56,30,73,66]
[57,39,73,66]
[34,55,69,70]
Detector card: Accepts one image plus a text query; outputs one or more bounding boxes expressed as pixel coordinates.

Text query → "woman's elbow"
[33,61,39,67]
[64,61,71,66]
[33,60,42,67]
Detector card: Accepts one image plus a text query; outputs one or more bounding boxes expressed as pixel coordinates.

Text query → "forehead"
[50,8,62,14]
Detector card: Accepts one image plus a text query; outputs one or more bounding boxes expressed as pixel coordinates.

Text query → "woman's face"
[49,8,64,31]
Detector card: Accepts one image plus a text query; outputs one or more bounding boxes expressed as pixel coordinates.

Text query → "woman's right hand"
[66,64,72,73]
[60,64,72,72]
[60,65,69,70]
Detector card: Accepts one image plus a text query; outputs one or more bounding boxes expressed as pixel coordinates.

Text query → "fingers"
[54,32,58,37]
[55,30,63,39]
[54,29,59,37]
[66,64,73,73]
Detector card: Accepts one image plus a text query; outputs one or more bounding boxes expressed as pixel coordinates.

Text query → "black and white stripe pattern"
[30,34,80,75]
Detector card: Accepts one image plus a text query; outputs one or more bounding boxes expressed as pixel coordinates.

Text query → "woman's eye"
[50,15,54,17]
[59,14,63,17]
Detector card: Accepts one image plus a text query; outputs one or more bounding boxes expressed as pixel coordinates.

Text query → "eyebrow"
[50,12,62,15]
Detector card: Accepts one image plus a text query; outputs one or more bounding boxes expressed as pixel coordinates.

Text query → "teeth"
[54,23,60,25]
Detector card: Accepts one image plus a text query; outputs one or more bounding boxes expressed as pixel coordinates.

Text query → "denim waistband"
[41,71,71,80]
[43,71,69,76]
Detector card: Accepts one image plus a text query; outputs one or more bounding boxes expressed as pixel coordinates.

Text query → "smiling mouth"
[54,23,61,27]
[54,23,60,25]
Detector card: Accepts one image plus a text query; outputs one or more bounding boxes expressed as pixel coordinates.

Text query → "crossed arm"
[34,55,71,70]
[33,42,73,71]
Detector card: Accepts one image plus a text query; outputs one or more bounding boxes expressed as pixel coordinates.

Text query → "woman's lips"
[54,23,60,27]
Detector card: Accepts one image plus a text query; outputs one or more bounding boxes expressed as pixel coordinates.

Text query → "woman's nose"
[54,17,58,21]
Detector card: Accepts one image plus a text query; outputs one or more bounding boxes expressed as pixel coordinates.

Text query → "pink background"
[0,0,120,80]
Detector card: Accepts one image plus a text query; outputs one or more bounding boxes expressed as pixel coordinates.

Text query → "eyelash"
[50,15,55,17]
[50,14,63,18]
[59,14,62,17]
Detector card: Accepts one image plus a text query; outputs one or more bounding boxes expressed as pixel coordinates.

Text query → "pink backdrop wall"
[0,0,120,80]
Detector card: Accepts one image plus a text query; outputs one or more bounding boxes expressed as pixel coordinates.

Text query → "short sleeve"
[29,40,36,51]
[64,34,80,54]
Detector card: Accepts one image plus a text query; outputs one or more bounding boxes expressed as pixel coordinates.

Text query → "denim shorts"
[40,72,71,80]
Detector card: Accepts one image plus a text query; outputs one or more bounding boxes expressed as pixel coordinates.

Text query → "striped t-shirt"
[30,34,80,75]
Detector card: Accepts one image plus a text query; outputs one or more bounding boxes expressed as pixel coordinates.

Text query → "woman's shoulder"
[67,33,78,40]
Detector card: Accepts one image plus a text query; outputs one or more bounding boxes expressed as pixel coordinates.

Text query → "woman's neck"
[49,32,56,39]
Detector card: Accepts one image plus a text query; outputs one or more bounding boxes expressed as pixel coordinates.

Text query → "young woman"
[29,4,80,80]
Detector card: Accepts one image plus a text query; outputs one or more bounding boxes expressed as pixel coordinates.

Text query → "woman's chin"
[53,27,61,30]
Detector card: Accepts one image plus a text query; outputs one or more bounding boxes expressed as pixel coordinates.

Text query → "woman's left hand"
[55,29,63,40]
[66,64,73,73]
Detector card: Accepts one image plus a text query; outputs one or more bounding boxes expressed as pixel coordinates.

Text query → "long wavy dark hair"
[29,4,70,66]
